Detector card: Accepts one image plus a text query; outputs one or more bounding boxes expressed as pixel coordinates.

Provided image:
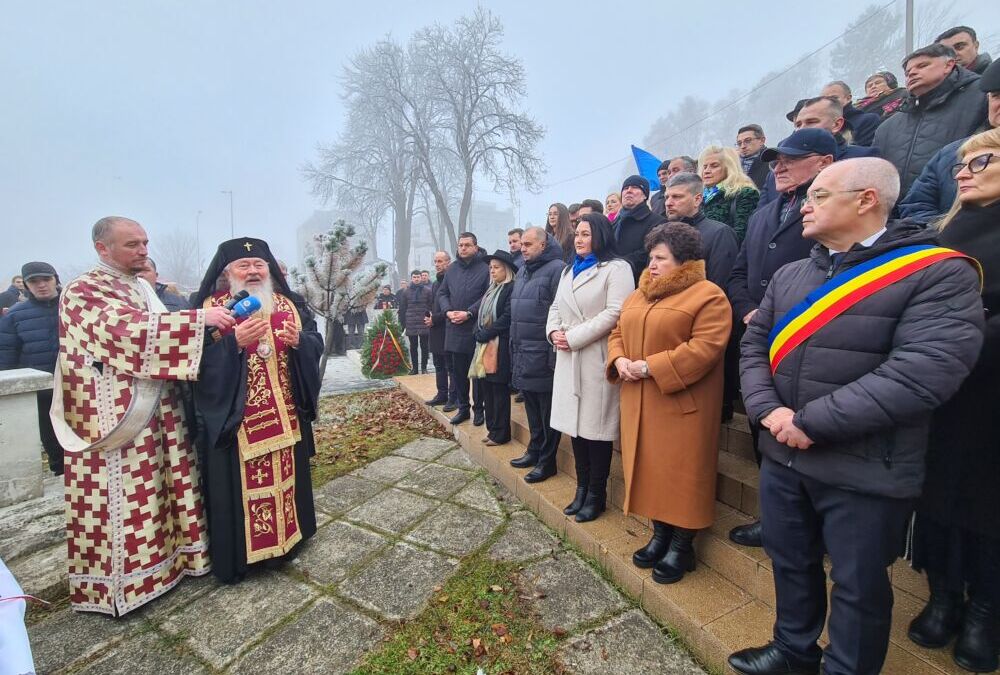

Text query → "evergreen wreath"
[360,309,411,379]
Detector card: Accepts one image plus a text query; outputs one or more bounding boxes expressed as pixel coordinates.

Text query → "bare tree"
[152,228,201,290]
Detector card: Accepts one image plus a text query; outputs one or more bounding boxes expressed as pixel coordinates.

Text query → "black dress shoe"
[509,452,538,468]
[424,395,448,406]
[472,411,485,426]
[442,403,459,413]
[728,643,820,675]
[729,520,764,547]
[953,597,998,673]
[408,367,418,375]
[449,410,470,425]
[907,583,963,649]
[633,521,673,568]
[524,465,556,483]
[563,486,588,515]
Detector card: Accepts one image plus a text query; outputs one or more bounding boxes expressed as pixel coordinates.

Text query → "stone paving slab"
[320,352,396,396]
[10,542,68,600]
[231,597,384,675]
[392,437,456,461]
[559,609,705,675]
[293,520,389,585]
[132,572,219,624]
[522,553,628,632]
[488,510,562,563]
[161,570,316,669]
[350,455,425,484]
[435,446,477,470]
[26,605,148,674]
[313,474,387,516]
[397,463,474,500]
[405,502,504,557]
[451,476,503,515]
[74,630,209,675]
[0,486,64,560]
[339,542,458,620]
[344,487,438,535]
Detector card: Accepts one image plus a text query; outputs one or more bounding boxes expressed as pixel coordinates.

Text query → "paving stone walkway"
[22,438,705,674]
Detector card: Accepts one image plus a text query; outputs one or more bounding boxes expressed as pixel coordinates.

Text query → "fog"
[2,0,997,286]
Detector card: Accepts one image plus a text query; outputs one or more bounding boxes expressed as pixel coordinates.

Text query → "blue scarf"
[703,185,721,204]
[572,254,598,278]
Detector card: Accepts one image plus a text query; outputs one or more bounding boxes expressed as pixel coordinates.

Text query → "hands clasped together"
[761,406,814,450]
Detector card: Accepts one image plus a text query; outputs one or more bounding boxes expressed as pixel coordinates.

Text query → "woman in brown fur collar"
[607,222,732,585]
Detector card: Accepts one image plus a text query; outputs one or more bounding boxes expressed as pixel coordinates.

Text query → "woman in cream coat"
[547,213,635,522]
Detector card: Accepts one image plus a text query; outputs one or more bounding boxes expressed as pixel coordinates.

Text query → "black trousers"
[482,380,511,443]
[571,436,612,495]
[36,389,63,474]
[431,351,458,404]
[521,389,561,469]
[449,351,482,414]
[912,513,1000,608]
[760,457,913,675]
[408,334,429,371]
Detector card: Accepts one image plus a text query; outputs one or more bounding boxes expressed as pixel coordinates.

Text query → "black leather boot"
[907,576,964,649]
[575,490,606,522]
[728,643,820,675]
[652,527,697,584]
[564,486,587,516]
[953,596,999,673]
[633,521,674,568]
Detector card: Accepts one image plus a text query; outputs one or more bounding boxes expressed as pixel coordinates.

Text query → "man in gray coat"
[508,227,565,483]
[729,158,984,675]
[873,43,988,194]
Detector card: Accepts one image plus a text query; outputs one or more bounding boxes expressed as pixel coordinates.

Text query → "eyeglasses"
[768,153,819,171]
[735,138,759,147]
[951,152,996,178]
[803,189,866,206]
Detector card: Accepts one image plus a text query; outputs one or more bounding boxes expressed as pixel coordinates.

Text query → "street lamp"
[220,190,234,238]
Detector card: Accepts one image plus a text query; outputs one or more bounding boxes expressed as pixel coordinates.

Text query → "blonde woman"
[698,146,760,242]
[606,192,622,222]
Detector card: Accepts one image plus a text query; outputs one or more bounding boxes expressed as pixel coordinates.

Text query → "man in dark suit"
[737,124,770,190]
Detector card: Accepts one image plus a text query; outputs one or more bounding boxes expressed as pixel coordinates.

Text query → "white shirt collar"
[829,226,887,254]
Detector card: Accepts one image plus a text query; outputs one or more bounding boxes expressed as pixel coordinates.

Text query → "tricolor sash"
[768,245,978,374]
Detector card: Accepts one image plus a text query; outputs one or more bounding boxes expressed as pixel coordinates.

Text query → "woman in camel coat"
[547,213,635,523]
[607,222,731,585]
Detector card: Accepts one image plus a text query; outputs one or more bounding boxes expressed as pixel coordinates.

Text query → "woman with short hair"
[856,71,907,120]
[609,222,731,584]
[698,146,760,243]
[908,128,1000,673]
[606,192,622,222]
[547,213,634,522]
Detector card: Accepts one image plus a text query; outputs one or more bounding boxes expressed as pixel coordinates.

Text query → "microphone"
[208,290,251,338]
[232,296,262,319]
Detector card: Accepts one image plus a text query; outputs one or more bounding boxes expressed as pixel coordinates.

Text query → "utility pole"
[905,0,914,57]
[221,190,234,237]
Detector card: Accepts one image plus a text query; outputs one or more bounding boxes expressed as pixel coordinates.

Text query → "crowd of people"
[0,27,997,675]
[413,33,998,675]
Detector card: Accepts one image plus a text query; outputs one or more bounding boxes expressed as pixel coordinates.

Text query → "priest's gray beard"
[228,276,275,315]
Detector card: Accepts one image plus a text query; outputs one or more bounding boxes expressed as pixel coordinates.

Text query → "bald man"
[730,159,984,675]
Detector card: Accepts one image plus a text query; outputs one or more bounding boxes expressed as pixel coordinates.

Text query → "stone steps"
[397,374,964,674]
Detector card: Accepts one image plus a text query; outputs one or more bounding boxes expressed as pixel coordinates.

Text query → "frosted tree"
[291,220,386,377]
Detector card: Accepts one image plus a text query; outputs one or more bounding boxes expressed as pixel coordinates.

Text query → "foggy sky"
[2,0,997,282]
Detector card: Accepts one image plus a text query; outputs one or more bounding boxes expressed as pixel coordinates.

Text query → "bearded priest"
[52,217,237,616]
[192,237,322,583]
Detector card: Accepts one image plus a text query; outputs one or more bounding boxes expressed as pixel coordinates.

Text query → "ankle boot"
[652,527,697,584]
[575,490,606,522]
[953,596,999,673]
[564,485,588,515]
[633,521,673,568]
[908,577,964,649]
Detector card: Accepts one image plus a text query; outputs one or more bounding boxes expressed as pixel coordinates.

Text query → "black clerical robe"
[194,291,322,583]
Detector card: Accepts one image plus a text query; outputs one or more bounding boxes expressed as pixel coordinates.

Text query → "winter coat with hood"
[437,248,489,354]
[739,220,985,499]
[873,66,988,194]
[0,285,61,372]
[510,234,565,392]
[613,201,666,284]
[397,282,433,336]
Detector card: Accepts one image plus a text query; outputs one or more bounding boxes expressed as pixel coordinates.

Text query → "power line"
[542,0,898,190]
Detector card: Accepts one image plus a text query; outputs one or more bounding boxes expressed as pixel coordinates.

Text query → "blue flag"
[631,145,663,192]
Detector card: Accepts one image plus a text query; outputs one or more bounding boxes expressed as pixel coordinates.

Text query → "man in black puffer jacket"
[614,175,666,283]
[874,43,988,194]
[508,227,565,483]
[729,159,984,675]
[438,233,490,425]
[397,270,433,375]
[0,261,65,474]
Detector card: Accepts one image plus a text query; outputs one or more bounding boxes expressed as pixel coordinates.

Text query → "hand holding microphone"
[230,296,268,349]
[205,290,250,335]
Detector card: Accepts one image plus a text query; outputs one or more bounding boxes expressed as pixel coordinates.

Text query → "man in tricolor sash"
[192,238,322,584]
[729,158,985,675]
[53,217,236,615]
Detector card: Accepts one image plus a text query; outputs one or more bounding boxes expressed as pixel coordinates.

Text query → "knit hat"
[621,175,651,198]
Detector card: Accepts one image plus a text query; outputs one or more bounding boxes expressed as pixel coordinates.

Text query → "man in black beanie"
[613,175,666,283]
